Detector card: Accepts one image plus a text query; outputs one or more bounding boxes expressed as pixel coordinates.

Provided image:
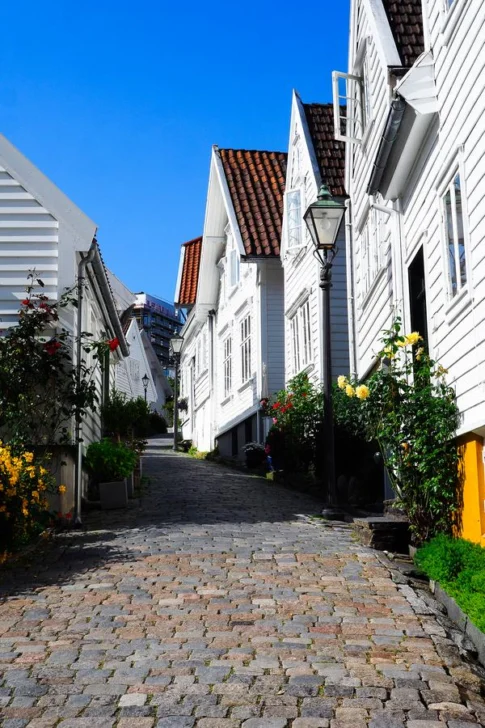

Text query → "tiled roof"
[302,103,346,197]
[382,0,425,68]
[217,148,287,257]
[177,236,202,305]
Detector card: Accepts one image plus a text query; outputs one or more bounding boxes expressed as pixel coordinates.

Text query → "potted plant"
[86,439,138,509]
[242,442,266,469]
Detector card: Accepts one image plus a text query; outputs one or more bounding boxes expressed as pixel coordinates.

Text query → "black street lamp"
[304,183,345,517]
[169,333,184,452]
[142,373,149,402]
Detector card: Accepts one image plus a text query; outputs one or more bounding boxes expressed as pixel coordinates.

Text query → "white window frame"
[223,336,232,398]
[229,248,240,288]
[332,39,371,144]
[286,189,303,250]
[290,299,312,375]
[440,167,468,300]
[240,314,251,384]
[360,205,387,297]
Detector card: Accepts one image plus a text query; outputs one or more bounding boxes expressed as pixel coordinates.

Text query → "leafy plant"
[334,318,460,544]
[0,273,114,449]
[85,439,138,482]
[242,442,265,454]
[263,373,324,473]
[0,443,56,550]
[416,535,485,631]
[102,389,151,440]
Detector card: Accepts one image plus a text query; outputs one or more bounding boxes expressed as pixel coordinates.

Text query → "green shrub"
[148,411,167,435]
[85,439,138,482]
[416,535,485,631]
[102,390,151,440]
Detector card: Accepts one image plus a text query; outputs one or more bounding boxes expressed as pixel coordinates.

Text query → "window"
[240,315,251,383]
[332,42,371,144]
[291,300,312,374]
[286,190,303,249]
[223,336,232,397]
[443,171,466,297]
[361,206,386,295]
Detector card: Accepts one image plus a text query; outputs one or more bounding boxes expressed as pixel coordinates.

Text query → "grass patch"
[415,534,485,632]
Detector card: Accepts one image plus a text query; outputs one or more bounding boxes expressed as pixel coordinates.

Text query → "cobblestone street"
[1,439,485,728]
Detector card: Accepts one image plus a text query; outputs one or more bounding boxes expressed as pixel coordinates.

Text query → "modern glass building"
[134,292,182,376]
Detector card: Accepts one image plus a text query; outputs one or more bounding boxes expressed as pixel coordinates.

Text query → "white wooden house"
[176,147,287,457]
[334,0,485,544]
[0,133,129,510]
[282,92,349,386]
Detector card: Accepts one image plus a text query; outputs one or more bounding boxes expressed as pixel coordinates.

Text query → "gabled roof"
[301,103,346,197]
[381,0,425,69]
[177,236,202,305]
[217,148,287,257]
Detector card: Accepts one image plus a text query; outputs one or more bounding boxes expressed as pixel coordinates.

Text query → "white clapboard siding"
[0,169,58,327]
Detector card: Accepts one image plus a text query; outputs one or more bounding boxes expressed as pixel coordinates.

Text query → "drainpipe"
[208,309,216,450]
[367,97,407,197]
[73,240,97,528]
[345,199,358,379]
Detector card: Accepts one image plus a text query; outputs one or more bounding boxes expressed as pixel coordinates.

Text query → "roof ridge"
[218,147,287,157]
[182,235,203,247]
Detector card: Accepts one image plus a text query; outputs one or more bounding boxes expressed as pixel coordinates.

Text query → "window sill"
[221,394,233,407]
[361,266,388,311]
[441,0,469,46]
[195,368,208,382]
[446,285,472,325]
[295,362,314,378]
[285,245,308,266]
[238,377,254,394]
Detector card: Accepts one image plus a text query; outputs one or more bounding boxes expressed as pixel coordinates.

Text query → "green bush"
[102,389,151,440]
[416,535,485,631]
[148,411,167,435]
[85,439,138,482]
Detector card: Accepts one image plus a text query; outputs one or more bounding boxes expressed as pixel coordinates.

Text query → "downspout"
[73,239,97,527]
[208,309,216,450]
[345,199,358,379]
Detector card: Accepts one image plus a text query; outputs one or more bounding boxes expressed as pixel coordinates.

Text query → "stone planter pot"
[99,479,128,509]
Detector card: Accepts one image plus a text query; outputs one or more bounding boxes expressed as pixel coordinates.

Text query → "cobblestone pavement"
[1,439,485,728]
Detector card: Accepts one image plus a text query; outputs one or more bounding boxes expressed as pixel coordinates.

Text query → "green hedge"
[416,534,485,631]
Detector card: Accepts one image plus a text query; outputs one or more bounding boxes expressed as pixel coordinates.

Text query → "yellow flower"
[416,346,424,361]
[23,452,34,463]
[31,491,39,500]
[355,385,370,400]
[0,505,6,513]
[345,384,355,398]
[382,345,396,359]
[436,365,449,377]
[58,485,67,494]
[404,332,422,346]
[22,507,29,517]
[337,375,348,390]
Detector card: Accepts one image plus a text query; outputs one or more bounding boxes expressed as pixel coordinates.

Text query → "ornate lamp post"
[303,184,345,516]
[169,333,184,452]
[142,373,149,402]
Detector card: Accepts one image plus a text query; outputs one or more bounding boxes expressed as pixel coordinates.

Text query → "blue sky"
[1,1,350,301]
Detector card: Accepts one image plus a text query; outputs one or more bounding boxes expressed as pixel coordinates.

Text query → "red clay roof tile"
[177,236,202,305]
[382,0,424,68]
[217,148,287,257]
[301,103,346,197]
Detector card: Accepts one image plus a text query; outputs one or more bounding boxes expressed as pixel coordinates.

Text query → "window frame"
[290,299,312,375]
[240,314,251,384]
[440,166,468,301]
[223,335,232,398]
[332,40,371,145]
[286,188,303,250]
[359,204,387,298]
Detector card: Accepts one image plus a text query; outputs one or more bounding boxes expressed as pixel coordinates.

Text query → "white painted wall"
[114,318,157,405]
[282,93,350,386]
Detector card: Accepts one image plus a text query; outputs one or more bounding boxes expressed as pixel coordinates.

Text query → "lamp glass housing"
[303,184,345,253]
[170,333,183,356]
[142,374,149,388]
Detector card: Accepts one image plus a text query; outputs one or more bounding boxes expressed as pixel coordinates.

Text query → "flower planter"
[99,479,128,509]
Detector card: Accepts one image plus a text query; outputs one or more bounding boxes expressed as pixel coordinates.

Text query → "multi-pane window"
[223,336,232,397]
[443,171,466,297]
[240,315,251,383]
[332,44,371,144]
[361,207,385,295]
[286,190,302,249]
[291,300,312,374]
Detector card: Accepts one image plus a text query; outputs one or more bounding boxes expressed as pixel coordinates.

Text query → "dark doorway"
[408,246,428,348]
[231,428,238,457]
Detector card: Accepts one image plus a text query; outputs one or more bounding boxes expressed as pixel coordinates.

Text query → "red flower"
[44,339,61,355]
[273,402,281,410]
[64,512,72,520]
[107,338,119,352]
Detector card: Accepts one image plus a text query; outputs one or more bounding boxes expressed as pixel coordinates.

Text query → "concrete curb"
[430,580,485,667]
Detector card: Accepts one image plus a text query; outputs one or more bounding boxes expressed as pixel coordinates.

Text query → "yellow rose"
[58,485,67,494]
[355,385,370,400]
[416,346,424,361]
[337,375,348,390]
[404,332,422,346]
[382,345,395,359]
[345,384,355,398]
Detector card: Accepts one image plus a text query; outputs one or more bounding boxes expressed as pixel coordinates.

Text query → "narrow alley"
[1,439,484,728]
